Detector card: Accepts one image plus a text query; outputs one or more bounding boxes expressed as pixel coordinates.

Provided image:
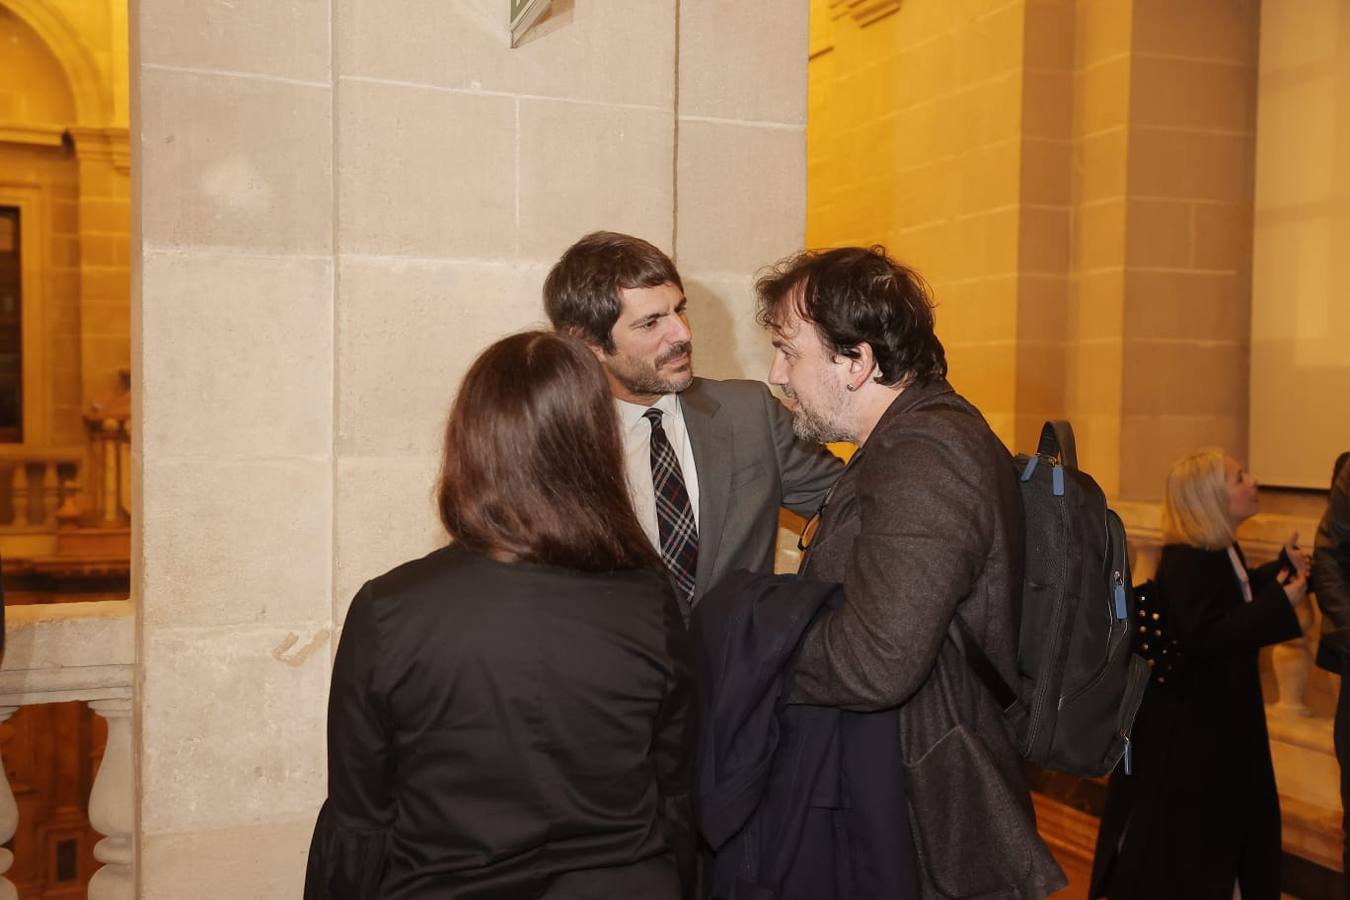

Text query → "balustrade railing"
[0,600,134,897]
[0,449,83,533]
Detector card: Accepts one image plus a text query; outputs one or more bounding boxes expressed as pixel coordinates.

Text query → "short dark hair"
[437,330,661,572]
[543,231,684,353]
[755,245,947,387]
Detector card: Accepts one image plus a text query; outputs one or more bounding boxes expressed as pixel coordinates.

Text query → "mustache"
[656,342,692,366]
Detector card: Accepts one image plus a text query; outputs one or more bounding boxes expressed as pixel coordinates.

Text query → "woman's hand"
[1283,531,1311,579]
[1282,567,1308,607]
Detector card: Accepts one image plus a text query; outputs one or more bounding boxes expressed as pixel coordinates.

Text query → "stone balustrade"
[0,449,83,533]
[0,599,134,898]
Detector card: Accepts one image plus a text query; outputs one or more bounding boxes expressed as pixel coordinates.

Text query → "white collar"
[616,392,681,429]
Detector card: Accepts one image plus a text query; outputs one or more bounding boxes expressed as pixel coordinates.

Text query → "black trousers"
[1338,654,1350,898]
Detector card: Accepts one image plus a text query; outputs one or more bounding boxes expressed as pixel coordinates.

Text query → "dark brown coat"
[790,378,1065,899]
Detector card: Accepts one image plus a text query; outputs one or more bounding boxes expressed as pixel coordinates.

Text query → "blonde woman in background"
[1090,448,1309,900]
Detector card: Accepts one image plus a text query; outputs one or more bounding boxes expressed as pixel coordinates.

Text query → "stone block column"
[804,0,1061,447]
[676,0,809,384]
[134,0,337,894]
[1063,0,1260,499]
[68,126,131,407]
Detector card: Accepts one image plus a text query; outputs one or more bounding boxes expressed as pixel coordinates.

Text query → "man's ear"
[563,326,609,362]
[847,343,877,388]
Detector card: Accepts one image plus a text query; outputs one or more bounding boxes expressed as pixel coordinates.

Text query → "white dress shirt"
[616,393,701,553]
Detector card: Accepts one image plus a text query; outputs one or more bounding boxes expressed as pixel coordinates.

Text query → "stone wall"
[131,1,808,895]
[807,0,1032,443]
[806,0,1261,501]
[1077,0,1259,501]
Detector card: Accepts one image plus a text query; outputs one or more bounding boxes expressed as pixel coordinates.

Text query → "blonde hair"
[1162,448,1236,550]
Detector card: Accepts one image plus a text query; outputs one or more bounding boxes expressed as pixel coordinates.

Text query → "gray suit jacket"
[679,377,841,606]
[789,378,1064,900]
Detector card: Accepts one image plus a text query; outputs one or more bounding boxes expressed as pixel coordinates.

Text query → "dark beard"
[615,367,692,396]
[608,343,694,396]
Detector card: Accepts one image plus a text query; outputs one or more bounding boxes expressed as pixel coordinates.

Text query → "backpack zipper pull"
[1020,455,1039,481]
[1112,572,1127,620]
[1122,733,1133,775]
[1052,464,1065,496]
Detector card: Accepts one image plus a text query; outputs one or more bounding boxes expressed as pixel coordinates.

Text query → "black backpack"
[951,421,1150,777]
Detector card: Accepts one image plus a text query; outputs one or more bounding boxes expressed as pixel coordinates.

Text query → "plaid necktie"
[644,408,699,607]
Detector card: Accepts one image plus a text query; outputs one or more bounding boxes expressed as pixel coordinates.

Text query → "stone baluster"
[1271,600,1317,717]
[25,462,43,526]
[8,464,25,527]
[56,477,83,528]
[87,697,134,900]
[0,706,18,900]
[99,423,117,527]
[42,461,59,526]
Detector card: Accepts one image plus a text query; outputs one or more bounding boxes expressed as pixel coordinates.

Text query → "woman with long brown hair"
[305,331,693,899]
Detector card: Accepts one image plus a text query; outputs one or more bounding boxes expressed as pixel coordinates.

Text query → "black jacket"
[305,544,696,899]
[1313,454,1350,667]
[693,570,918,900]
[1089,543,1302,900]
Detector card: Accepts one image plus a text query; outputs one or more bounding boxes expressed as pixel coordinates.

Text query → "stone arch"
[0,0,109,125]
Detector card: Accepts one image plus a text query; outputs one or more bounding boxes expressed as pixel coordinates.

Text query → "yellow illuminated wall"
[806,0,1262,503]
[806,0,1066,456]
[1250,1,1350,489]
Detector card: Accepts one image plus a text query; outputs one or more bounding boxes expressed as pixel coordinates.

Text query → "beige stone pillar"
[1012,0,1074,453]
[134,0,337,894]
[675,0,809,384]
[68,126,131,408]
[1064,0,1259,499]
[803,0,1062,448]
[134,1,809,896]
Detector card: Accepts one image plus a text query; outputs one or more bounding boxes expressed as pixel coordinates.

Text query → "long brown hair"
[437,330,661,572]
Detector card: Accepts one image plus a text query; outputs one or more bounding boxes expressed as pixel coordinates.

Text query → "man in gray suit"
[755,246,1065,899]
[543,232,841,617]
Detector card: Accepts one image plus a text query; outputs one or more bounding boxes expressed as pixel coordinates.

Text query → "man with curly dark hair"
[754,245,1065,899]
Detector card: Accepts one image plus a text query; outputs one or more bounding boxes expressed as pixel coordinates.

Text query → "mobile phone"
[1277,547,1299,583]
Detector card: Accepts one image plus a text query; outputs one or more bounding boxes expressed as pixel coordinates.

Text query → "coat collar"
[864,376,957,445]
